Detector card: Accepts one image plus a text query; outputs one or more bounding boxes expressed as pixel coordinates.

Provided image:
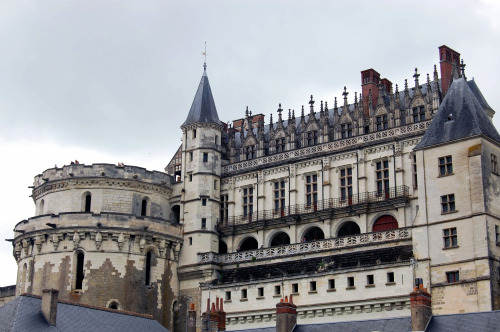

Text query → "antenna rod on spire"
[202,42,207,70]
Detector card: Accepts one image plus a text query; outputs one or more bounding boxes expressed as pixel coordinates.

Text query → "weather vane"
[201,42,207,70]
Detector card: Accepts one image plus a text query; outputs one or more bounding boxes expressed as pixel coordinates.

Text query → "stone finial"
[413,68,420,87]
[460,59,466,79]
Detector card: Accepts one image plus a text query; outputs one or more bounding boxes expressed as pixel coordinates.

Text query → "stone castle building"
[7,45,500,331]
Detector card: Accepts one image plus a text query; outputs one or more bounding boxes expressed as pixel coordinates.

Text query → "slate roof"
[467,79,493,112]
[214,245,413,285]
[293,317,411,332]
[182,66,221,127]
[426,310,500,332]
[415,77,500,150]
[0,295,169,332]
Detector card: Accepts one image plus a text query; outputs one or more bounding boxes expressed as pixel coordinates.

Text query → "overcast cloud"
[1,0,499,286]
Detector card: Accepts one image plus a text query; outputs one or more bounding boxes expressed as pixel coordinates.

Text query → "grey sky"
[1,0,499,286]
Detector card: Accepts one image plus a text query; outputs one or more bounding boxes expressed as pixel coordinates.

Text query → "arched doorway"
[337,221,361,237]
[239,237,258,251]
[373,215,398,231]
[302,226,325,242]
[270,232,290,247]
[219,241,228,254]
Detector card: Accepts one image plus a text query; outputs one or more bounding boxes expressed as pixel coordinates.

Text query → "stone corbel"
[95,232,102,250]
[22,239,29,256]
[73,232,81,250]
[14,242,21,261]
[139,236,146,253]
[173,242,180,261]
[35,234,44,253]
[51,234,60,251]
[117,233,125,251]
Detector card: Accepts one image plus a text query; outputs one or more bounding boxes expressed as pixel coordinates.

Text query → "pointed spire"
[354,92,358,105]
[182,65,221,127]
[334,97,338,110]
[301,105,305,118]
[433,64,439,83]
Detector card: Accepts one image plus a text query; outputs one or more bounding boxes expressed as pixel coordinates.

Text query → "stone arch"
[73,249,86,290]
[372,214,398,232]
[269,231,290,247]
[301,226,325,242]
[141,196,150,217]
[374,106,388,117]
[81,191,92,212]
[219,240,228,254]
[337,221,361,237]
[171,205,180,224]
[107,299,121,310]
[306,122,318,132]
[238,237,258,251]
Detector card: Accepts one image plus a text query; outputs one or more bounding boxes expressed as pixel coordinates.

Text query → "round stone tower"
[12,163,183,329]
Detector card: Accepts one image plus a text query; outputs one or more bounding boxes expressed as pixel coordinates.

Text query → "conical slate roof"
[182,66,221,127]
[415,77,500,150]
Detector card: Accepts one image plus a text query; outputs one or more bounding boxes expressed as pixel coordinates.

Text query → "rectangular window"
[215,135,218,145]
[203,153,208,162]
[376,160,389,196]
[496,225,500,244]
[202,198,207,206]
[309,281,317,292]
[446,271,459,283]
[387,272,395,283]
[189,173,193,182]
[245,145,256,160]
[367,275,374,285]
[412,154,418,188]
[225,291,231,301]
[341,123,352,138]
[306,174,318,207]
[439,156,453,176]
[193,129,197,138]
[347,277,355,288]
[276,138,286,153]
[258,287,264,297]
[292,283,299,293]
[220,194,228,222]
[189,152,193,162]
[274,180,286,213]
[441,194,456,213]
[274,285,281,295]
[241,289,247,299]
[376,115,388,131]
[214,180,217,190]
[307,131,318,146]
[201,218,206,228]
[412,106,425,123]
[243,187,254,219]
[189,237,192,245]
[443,227,458,248]
[340,167,353,201]
[328,279,336,290]
[492,154,498,174]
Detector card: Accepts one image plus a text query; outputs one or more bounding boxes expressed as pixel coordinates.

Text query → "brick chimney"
[41,288,59,326]
[276,295,297,332]
[361,68,381,116]
[438,45,460,96]
[187,303,196,332]
[202,297,226,331]
[410,279,432,332]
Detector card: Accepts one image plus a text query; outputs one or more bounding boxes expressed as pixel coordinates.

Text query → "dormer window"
[376,115,388,131]
[245,145,256,160]
[307,131,318,146]
[276,138,285,153]
[412,106,425,123]
[341,123,352,138]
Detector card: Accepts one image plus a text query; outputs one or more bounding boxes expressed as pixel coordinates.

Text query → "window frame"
[341,123,353,138]
[443,227,458,248]
[375,160,390,196]
[441,194,456,214]
[438,156,453,176]
[412,106,426,123]
[340,167,353,201]
[376,115,388,131]
[446,271,459,283]
[243,187,254,219]
[306,174,318,207]
[274,180,286,213]
[492,154,498,175]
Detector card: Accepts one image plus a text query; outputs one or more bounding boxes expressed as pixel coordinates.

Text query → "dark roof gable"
[415,77,500,150]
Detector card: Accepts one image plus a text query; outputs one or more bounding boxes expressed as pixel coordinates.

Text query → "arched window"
[270,232,290,247]
[337,221,361,237]
[145,251,152,285]
[75,252,85,289]
[109,301,119,310]
[219,241,228,254]
[39,199,45,215]
[141,199,148,217]
[303,227,325,242]
[84,194,91,212]
[239,237,258,251]
[171,205,180,223]
[373,215,398,232]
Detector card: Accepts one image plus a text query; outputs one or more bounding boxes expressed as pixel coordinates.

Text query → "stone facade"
[6,45,500,331]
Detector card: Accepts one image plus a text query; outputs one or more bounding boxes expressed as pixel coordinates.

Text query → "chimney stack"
[361,68,381,117]
[41,288,59,326]
[276,295,297,332]
[202,297,226,331]
[438,45,460,96]
[410,279,432,332]
[187,303,197,332]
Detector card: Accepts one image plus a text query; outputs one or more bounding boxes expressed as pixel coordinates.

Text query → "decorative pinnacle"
[342,86,348,99]
[202,42,207,71]
[278,103,283,115]
[324,101,328,110]
[245,106,249,117]
[460,59,466,79]
[334,97,337,109]
[309,95,315,105]
[413,68,420,87]
[395,84,399,93]
[404,79,408,90]
[354,91,358,104]
[301,105,305,117]
[427,73,431,85]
